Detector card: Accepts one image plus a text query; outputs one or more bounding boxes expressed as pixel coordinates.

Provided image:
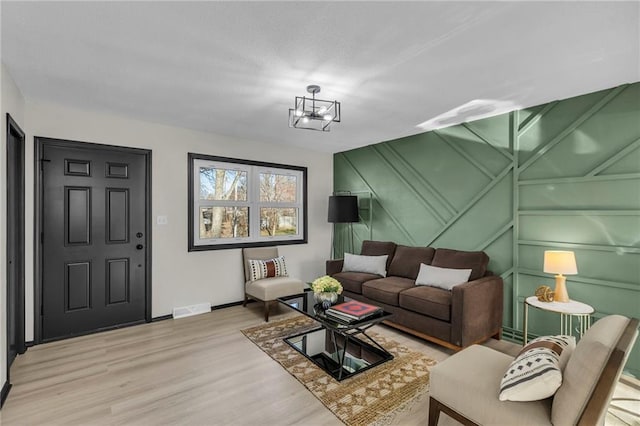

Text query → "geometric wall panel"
[334,82,640,376]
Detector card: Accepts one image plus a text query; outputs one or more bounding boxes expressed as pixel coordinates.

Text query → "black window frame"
[188,153,308,251]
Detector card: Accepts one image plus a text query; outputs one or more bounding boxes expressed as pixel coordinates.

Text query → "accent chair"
[242,247,304,322]
[428,315,639,426]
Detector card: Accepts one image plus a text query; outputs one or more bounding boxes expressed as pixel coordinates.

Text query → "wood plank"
[2,304,634,425]
[1,304,450,425]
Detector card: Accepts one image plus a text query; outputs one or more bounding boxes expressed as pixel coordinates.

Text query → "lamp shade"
[543,251,578,275]
[328,195,359,223]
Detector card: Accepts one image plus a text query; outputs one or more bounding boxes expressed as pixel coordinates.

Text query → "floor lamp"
[328,195,359,259]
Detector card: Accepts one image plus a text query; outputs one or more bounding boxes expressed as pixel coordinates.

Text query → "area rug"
[241,315,437,426]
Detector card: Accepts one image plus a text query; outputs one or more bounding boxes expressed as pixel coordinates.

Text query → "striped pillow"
[499,335,575,402]
[248,256,288,281]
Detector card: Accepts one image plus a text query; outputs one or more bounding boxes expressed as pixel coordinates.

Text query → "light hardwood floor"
[1,303,637,425]
[0,303,452,425]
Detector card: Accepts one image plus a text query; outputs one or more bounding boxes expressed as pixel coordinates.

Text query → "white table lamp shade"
[543,251,578,275]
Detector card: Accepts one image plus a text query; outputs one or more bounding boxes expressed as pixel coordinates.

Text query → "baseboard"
[151,314,173,322]
[212,300,247,310]
[1,380,12,408]
[152,300,248,322]
[501,326,540,345]
[25,341,35,348]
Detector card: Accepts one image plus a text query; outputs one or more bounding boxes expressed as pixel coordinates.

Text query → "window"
[188,153,307,251]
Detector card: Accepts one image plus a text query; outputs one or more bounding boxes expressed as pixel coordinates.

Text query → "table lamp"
[543,250,578,303]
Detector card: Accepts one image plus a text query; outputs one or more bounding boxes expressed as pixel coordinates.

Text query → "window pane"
[200,207,249,239]
[259,173,297,203]
[260,208,298,236]
[200,167,247,201]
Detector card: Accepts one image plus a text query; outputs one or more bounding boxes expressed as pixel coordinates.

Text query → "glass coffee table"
[277,291,393,381]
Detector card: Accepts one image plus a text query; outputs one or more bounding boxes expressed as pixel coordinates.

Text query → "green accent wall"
[334,83,640,376]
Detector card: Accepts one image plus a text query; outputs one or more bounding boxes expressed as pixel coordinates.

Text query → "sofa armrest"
[326,259,344,276]
[450,275,504,348]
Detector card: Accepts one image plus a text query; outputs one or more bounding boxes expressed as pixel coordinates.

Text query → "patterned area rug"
[241,315,437,426]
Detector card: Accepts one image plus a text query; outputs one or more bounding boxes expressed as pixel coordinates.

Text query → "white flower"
[311,275,343,294]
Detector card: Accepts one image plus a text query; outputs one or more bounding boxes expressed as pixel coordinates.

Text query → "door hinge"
[40,158,51,171]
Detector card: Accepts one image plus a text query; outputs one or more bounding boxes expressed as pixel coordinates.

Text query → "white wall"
[20,99,332,341]
[1,64,26,392]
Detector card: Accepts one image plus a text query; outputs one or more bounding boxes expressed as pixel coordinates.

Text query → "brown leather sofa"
[326,240,503,350]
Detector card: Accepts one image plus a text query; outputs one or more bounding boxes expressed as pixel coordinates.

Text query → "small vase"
[314,292,338,307]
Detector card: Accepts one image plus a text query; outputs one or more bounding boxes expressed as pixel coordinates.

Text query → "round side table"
[523,296,594,344]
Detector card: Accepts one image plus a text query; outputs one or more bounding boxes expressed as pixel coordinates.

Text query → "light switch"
[157,215,168,225]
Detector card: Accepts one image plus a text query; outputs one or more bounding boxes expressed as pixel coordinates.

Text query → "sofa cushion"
[431,345,552,425]
[387,245,435,280]
[432,248,489,281]
[399,285,452,321]
[552,315,631,426]
[361,240,397,270]
[332,271,381,294]
[415,263,472,290]
[362,276,414,306]
[342,253,388,277]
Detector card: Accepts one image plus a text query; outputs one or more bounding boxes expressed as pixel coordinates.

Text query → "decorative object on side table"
[543,250,578,302]
[534,285,554,302]
[311,275,343,309]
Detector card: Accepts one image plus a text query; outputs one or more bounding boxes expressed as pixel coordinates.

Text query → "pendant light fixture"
[288,85,341,132]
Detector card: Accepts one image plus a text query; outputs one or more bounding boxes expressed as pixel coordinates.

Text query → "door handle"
[136,244,144,250]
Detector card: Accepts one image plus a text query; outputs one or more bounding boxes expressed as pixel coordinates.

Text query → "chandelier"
[288,85,341,132]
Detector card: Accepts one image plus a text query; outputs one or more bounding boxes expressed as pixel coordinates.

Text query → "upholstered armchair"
[242,247,305,321]
[428,315,639,426]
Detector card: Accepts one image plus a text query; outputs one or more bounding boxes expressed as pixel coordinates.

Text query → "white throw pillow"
[415,263,472,290]
[499,335,576,402]
[342,253,388,277]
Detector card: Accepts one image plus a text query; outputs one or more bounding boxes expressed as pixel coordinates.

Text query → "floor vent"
[172,302,211,319]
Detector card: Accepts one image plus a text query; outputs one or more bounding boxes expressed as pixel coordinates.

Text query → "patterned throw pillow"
[248,256,288,281]
[499,335,576,402]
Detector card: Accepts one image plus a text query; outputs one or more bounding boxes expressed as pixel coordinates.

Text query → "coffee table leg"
[329,329,348,381]
[359,329,389,354]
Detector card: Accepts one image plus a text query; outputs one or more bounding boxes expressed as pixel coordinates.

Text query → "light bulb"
[323,114,332,121]
[294,110,303,117]
[302,117,309,123]
[318,107,327,115]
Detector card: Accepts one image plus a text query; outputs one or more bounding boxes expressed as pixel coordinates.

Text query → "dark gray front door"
[41,141,148,340]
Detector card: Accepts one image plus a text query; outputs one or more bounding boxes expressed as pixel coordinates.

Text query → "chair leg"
[428,397,441,426]
[428,396,479,426]
[243,293,249,307]
[264,301,270,322]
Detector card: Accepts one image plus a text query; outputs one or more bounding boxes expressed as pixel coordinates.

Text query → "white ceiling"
[2,1,639,153]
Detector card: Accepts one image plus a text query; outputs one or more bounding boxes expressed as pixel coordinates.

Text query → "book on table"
[325,300,382,322]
